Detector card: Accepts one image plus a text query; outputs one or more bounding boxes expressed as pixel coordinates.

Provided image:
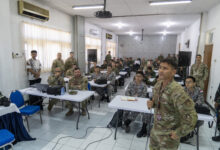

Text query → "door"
[203,44,213,101]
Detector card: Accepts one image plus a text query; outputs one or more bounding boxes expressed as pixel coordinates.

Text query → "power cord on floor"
[51,126,113,150]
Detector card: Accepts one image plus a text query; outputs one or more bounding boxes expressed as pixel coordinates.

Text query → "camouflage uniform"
[157,55,164,61]
[51,59,65,74]
[64,57,77,72]
[47,75,65,107]
[89,67,95,74]
[214,84,220,132]
[184,87,204,106]
[66,76,88,110]
[65,68,74,77]
[103,72,116,97]
[190,63,208,90]
[112,67,119,75]
[105,54,112,63]
[150,80,198,150]
[123,81,150,123]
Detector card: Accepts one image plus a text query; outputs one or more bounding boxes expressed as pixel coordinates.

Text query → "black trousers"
[29,78,43,110]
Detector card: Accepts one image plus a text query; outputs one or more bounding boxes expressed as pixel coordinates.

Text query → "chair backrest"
[10,90,24,108]
[88,83,91,91]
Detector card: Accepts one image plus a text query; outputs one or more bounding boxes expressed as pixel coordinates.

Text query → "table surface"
[89,80,110,88]
[119,72,127,75]
[109,95,214,122]
[0,103,20,116]
[20,88,94,102]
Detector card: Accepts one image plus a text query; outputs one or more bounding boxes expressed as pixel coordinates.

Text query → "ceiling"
[38,0,220,35]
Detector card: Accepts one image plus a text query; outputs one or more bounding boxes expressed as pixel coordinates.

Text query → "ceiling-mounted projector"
[95,10,112,18]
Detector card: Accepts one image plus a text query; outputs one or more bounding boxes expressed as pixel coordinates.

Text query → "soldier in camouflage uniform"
[212,83,220,142]
[103,65,116,102]
[190,54,208,90]
[105,51,112,63]
[147,59,197,150]
[184,76,205,106]
[65,63,77,78]
[66,68,88,116]
[123,71,152,138]
[47,67,65,111]
[89,62,97,74]
[64,52,77,73]
[157,54,164,61]
[111,61,119,75]
[51,53,65,74]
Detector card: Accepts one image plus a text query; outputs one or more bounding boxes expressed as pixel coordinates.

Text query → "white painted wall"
[206,3,220,105]
[118,35,177,59]
[176,18,201,66]
[0,0,73,96]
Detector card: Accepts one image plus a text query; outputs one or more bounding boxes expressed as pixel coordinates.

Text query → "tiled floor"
[14,72,220,150]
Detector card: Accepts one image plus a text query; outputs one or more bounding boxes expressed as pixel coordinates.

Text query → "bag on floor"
[108,110,124,128]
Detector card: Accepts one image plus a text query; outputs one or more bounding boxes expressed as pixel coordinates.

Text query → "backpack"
[47,86,65,95]
[95,78,107,84]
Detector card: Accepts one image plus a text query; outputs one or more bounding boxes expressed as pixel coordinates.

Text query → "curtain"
[23,22,71,72]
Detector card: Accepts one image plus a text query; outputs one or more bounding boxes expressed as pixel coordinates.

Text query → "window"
[23,22,71,72]
[106,41,116,57]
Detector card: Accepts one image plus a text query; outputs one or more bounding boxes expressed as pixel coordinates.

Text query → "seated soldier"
[47,67,65,111]
[66,67,88,116]
[91,66,108,101]
[103,65,116,102]
[123,71,151,138]
[65,63,77,78]
[184,76,205,106]
[101,60,108,70]
[144,66,156,78]
[212,84,220,142]
[112,61,119,75]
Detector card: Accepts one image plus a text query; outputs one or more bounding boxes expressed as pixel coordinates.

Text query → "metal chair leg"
[26,116,30,132]
[10,143,14,150]
[39,111,43,124]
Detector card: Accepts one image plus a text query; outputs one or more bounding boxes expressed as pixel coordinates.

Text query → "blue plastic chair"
[10,90,42,132]
[0,129,15,150]
[88,83,91,91]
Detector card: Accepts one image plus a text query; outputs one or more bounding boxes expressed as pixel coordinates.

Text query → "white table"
[108,95,214,150]
[101,70,107,74]
[116,76,121,80]
[0,103,20,116]
[149,78,155,82]
[19,88,95,129]
[119,71,127,76]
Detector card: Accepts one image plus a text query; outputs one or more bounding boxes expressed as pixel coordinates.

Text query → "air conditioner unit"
[18,0,49,21]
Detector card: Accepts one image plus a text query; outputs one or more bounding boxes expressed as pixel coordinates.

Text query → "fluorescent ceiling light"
[72,5,104,10]
[161,21,176,28]
[161,30,168,35]
[149,0,192,6]
[127,31,135,36]
[113,22,128,29]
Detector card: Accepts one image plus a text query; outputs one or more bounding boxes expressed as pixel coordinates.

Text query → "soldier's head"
[74,67,81,77]
[72,64,77,70]
[111,61,116,68]
[57,53,62,60]
[135,71,144,83]
[93,62,97,67]
[196,54,202,64]
[147,66,153,73]
[95,66,100,73]
[185,76,196,89]
[31,50,37,59]
[107,65,112,73]
[108,51,111,54]
[103,60,107,64]
[159,58,177,81]
[70,52,74,57]
[54,67,62,77]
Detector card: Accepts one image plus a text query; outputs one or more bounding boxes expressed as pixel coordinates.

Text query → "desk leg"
[114,109,119,140]
[76,102,81,130]
[85,101,90,119]
[196,125,199,150]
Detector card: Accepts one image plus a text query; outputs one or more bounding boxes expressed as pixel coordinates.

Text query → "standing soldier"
[212,84,220,142]
[190,54,208,90]
[65,52,77,73]
[147,59,197,150]
[47,67,65,111]
[105,51,112,63]
[66,68,88,116]
[26,50,43,109]
[51,52,65,74]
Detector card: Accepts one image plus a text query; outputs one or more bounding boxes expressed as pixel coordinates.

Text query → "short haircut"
[31,50,37,53]
[107,65,112,68]
[74,67,80,71]
[95,66,100,69]
[185,76,196,83]
[196,54,202,57]
[147,66,152,70]
[136,71,144,77]
[70,52,74,54]
[160,58,177,69]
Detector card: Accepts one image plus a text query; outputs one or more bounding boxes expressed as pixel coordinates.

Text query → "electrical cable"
[51,126,113,150]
